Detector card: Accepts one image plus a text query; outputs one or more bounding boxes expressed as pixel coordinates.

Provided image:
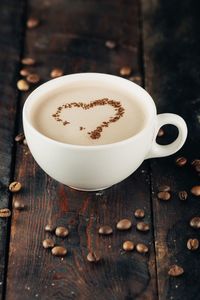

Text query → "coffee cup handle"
[146,113,187,159]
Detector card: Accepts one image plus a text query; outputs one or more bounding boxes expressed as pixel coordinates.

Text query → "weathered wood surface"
[142,0,200,299]
[5,1,157,300]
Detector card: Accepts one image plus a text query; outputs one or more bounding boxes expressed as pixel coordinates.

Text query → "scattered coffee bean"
[98,225,113,235]
[17,79,29,91]
[191,186,200,196]
[21,57,36,66]
[26,17,40,29]
[9,181,22,192]
[55,226,69,238]
[105,40,116,49]
[51,246,67,256]
[134,209,145,218]
[42,238,55,249]
[178,190,188,200]
[158,185,171,192]
[50,68,64,78]
[13,200,25,210]
[15,133,25,143]
[190,217,200,228]
[0,208,11,218]
[136,222,150,232]
[45,224,55,233]
[157,128,165,137]
[123,241,134,251]
[157,191,171,201]
[23,138,27,145]
[136,243,149,254]
[120,66,132,76]
[168,265,184,277]
[87,251,100,263]
[191,159,200,172]
[175,156,187,167]
[26,73,40,84]
[116,218,132,230]
[187,238,199,251]
[20,68,30,77]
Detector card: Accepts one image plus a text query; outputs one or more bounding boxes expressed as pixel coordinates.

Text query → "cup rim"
[23,72,157,150]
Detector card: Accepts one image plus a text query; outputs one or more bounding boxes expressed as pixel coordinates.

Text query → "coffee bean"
[21,57,36,66]
[45,224,55,233]
[136,222,150,232]
[168,265,184,277]
[13,200,25,210]
[190,217,200,228]
[26,17,40,29]
[98,225,113,235]
[191,159,200,172]
[178,190,188,200]
[187,238,199,251]
[136,243,149,254]
[158,185,171,192]
[123,241,134,251]
[17,79,29,91]
[134,209,145,218]
[105,40,116,49]
[87,251,100,263]
[55,226,69,238]
[175,156,187,167]
[51,246,67,256]
[23,139,27,145]
[116,218,132,230]
[157,191,171,201]
[9,181,22,192]
[42,238,55,249]
[120,66,132,76]
[20,68,31,77]
[27,73,40,84]
[157,128,165,137]
[0,208,11,218]
[191,186,200,196]
[128,76,141,85]
[50,68,64,78]
[15,133,25,143]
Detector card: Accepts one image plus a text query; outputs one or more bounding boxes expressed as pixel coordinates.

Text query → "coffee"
[30,84,146,146]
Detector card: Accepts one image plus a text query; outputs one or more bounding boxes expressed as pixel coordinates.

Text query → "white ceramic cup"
[23,73,187,191]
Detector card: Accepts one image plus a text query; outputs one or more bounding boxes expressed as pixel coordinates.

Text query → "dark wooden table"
[0,0,200,299]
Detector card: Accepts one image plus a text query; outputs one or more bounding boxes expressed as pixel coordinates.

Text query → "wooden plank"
[0,1,26,299]
[6,1,157,299]
[142,0,200,299]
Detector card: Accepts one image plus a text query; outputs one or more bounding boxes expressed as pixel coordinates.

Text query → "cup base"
[68,185,111,192]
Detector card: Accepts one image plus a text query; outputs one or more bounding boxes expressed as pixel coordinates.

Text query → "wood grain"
[5,0,157,299]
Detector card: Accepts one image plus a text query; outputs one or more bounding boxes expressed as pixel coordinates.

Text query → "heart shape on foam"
[52,98,125,140]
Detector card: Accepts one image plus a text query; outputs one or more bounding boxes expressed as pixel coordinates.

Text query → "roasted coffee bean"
[191,159,200,172]
[21,57,36,66]
[50,68,63,78]
[157,128,165,137]
[175,156,187,167]
[190,217,200,228]
[0,208,11,218]
[123,241,134,251]
[13,200,25,210]
[191,186,200,196]
[20,68,30,77]
[9,181,22,192]
[134,209,145,218]
[27,17,40,29]
[128,76,141,84]
[23,139,27,145]
[42,238,55,249]
[98,225,113,235]
[15,133,25,143]
[17,79,29,91]
[105,40,116,49]
[87,251,100,263]
[45,224,55,233]
[27,73,40,84]
[55,226,69,238]
[136,222,150,232]
[116,218,132,230]
[136,243,149,254]
[178,191,188,200]
[51,246,67,256]
[158,185,171,192]
[120,66,132,76]
[187,238,199,251]
[168,265,184,277]
[157,191,171,201]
